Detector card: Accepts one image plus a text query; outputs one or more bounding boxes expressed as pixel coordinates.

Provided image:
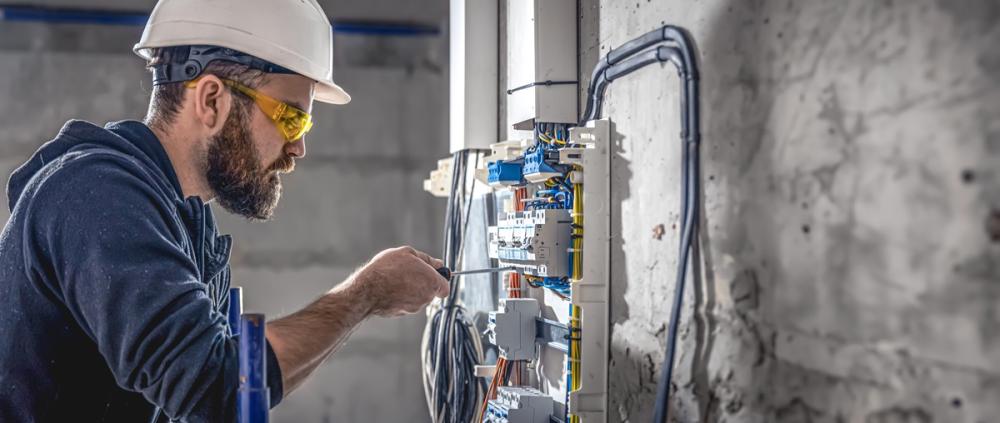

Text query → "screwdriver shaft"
[450,266,516,276]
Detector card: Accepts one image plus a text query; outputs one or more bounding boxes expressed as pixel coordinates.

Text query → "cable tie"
[506,80,579,95]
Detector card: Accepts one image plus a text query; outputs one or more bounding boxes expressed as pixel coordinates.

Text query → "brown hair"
[143,46,267,131]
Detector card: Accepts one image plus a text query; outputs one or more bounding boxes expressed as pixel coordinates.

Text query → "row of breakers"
[487,209,572,278]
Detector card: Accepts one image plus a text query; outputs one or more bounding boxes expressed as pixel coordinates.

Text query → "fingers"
[362,246,450,317]
[408,247,445,269]
[410,254,449,298]
[434,277,450,297]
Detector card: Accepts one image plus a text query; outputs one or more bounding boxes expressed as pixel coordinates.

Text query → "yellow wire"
[569,182,583,423]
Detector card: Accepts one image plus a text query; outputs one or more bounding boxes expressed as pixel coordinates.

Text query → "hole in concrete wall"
[951,397,962,408]
[802,224,811,234]
[961,169,975,184]
[652,224,665,240]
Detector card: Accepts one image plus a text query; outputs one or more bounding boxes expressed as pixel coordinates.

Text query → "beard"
[205,100,294,221]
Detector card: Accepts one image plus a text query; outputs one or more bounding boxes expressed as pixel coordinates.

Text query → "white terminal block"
[488,298,539,360]
[485,386,554,423]
[422,157,453,198]
[488,139,530,162]
[488,210,572,277]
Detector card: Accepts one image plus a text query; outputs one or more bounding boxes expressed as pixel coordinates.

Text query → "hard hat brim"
[316,80,351,105]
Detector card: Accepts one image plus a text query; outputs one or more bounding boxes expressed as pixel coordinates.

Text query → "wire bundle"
[422,150,487,423]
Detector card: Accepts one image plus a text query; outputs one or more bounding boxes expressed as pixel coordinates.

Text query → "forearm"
[265,270,373,394]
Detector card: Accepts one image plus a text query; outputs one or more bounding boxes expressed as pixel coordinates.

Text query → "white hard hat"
[134,0,350,104]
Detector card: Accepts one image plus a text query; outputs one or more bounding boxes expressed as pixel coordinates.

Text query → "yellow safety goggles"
[185,77,314,142]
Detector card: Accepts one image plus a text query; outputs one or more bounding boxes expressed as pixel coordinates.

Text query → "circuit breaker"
[487,210,572,278]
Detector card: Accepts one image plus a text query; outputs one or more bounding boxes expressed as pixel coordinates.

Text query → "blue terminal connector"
[522,148,563,183]
[485,401,509,423]
[488,161,525,186]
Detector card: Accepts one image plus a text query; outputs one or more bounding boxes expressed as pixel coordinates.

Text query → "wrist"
[337,267,377,317]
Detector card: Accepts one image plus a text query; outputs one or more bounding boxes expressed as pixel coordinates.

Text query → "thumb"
[435,277,450,297]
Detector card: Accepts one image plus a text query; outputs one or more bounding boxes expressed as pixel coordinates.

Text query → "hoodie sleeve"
[21,153,283,422]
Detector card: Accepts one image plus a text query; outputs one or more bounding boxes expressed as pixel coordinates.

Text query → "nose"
[285,138,306,159]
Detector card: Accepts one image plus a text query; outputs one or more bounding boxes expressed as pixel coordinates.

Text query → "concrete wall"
[583,0,1000,421]
[0,1,448,421]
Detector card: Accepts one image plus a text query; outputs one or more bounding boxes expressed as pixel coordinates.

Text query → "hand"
[352,246,449,317]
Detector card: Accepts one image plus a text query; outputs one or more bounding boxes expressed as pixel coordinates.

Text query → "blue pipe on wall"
[0,5,440,36]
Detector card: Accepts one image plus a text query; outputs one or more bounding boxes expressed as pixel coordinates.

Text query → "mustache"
[268,154,295,173]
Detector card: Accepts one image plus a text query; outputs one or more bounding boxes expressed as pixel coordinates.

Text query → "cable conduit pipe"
[577,25,700,423]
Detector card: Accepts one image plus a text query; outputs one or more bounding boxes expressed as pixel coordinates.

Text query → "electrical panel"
[425,122,611,422]
[481,121,611,423]
[430,1,609,422]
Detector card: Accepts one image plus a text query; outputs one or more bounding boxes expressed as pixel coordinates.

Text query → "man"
[0,0,449,421]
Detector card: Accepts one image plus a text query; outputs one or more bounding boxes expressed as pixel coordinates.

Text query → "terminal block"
[488,298,539,360]
[522,148,562,183]
[488,160,525,187]
[485,386,554,423]
[488,210,571,277]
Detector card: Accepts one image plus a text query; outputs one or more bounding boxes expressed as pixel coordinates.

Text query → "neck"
[150,123,214,201]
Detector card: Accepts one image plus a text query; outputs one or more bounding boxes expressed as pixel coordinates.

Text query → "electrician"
[0,0,449,421]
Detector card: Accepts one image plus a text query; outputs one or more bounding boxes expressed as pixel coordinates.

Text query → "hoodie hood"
[7,120,184,212]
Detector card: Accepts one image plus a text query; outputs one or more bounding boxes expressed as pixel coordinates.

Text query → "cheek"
[250,110,286,164]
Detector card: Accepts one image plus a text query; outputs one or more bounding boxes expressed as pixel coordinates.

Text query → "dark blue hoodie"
[0,120,283,422]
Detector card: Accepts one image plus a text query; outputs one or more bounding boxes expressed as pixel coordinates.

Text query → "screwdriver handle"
[436,267,452,280]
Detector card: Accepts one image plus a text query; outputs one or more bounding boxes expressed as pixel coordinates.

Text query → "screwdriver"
[436,266,517,280]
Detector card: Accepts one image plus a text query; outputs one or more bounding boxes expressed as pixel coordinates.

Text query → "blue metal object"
[0,5,440,37]
[239,313,269,423]
[332,21,439,36]
[228,287,243,337]
[0,5,148,26]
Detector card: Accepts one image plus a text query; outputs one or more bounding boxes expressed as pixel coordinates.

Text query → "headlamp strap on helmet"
[152,45,297,86]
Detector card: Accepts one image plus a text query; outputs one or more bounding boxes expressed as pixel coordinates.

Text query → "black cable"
[427,150,486,423]
[577,25,700,423]
[581,26,697,125]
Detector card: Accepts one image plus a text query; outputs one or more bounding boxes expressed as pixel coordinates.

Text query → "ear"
[189,74,232,136]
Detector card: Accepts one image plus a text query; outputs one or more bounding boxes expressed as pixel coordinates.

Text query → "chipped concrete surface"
[582,0,1000,421]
